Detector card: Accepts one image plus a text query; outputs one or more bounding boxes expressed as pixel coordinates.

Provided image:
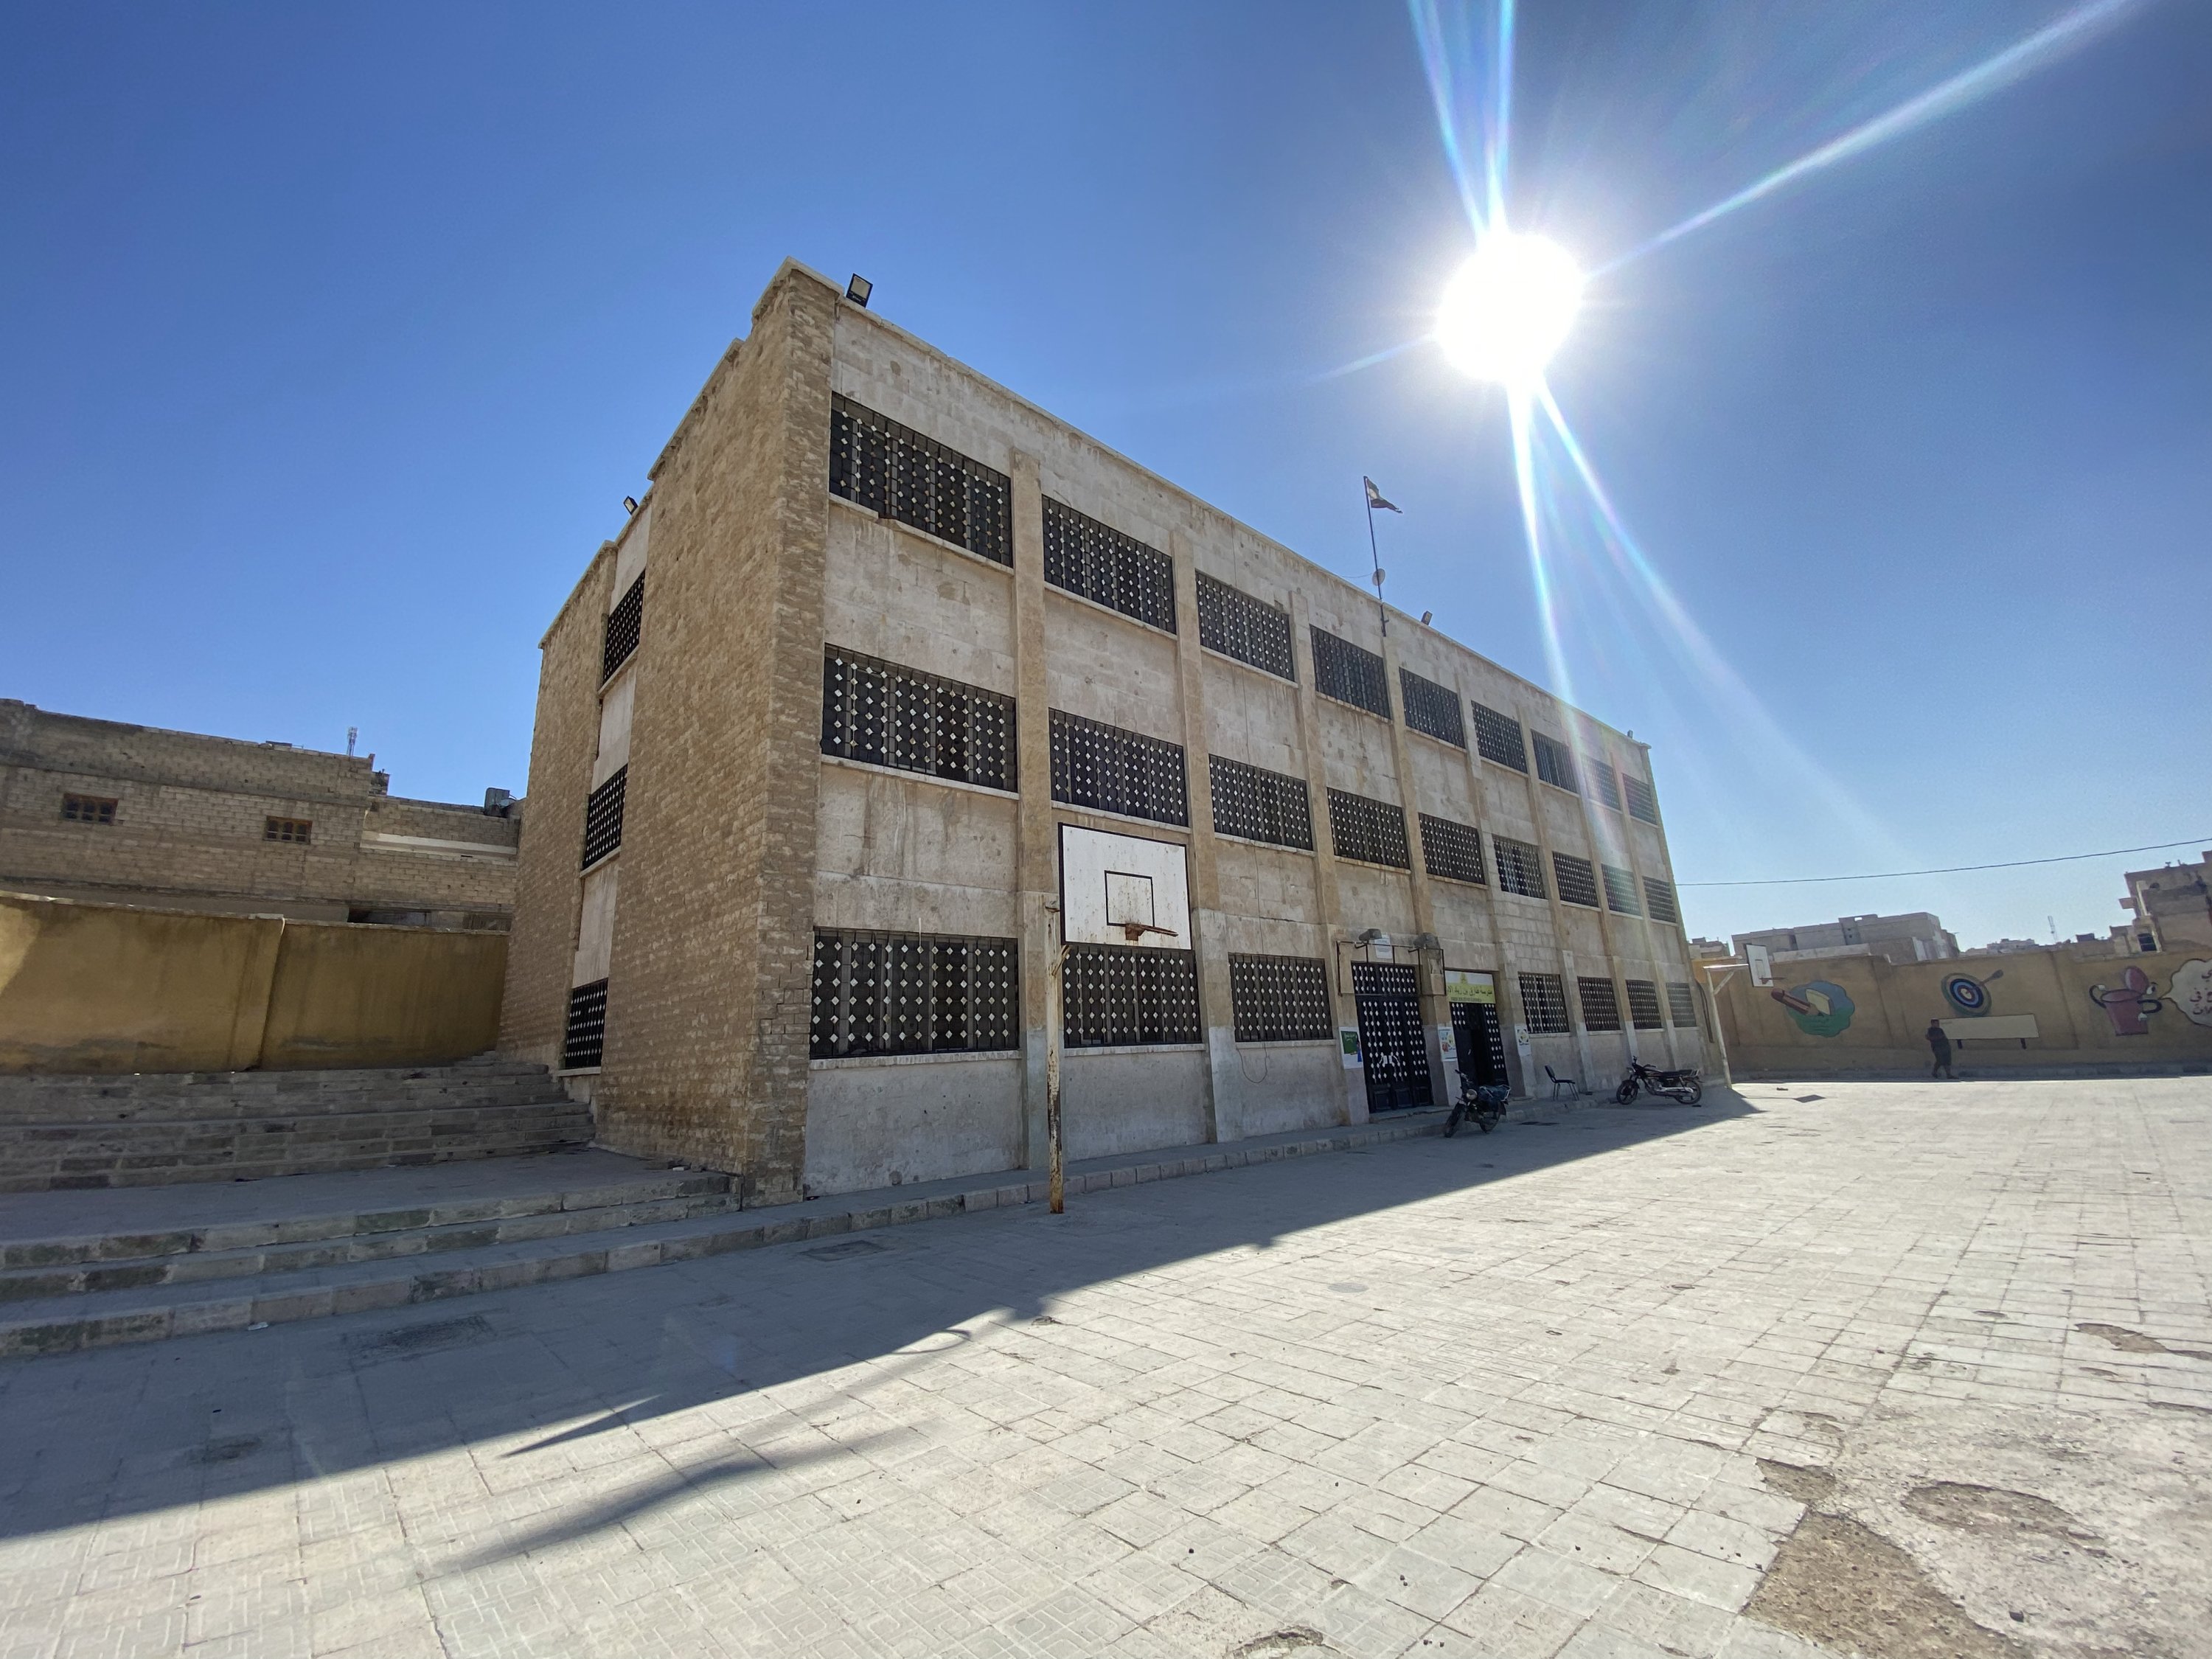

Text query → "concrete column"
[1287,593,1363,1124]
[1447,703,1530,1099]
[1169,529,1229,1144]
[1378,635,1451,1107]
[1633,740,1703,1066]
[1008,453,1058,1169]
[1514,713,1598,1090]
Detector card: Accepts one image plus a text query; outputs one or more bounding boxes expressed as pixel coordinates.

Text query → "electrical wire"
[1677,835,2208,888]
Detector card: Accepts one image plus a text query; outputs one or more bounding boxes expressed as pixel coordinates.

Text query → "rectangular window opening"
[1049,710,1188,826]
[1578,976,1622,1032]
[61,793,119,826]
[1228,954,1333,1043]
[1601,863,1641,916]
[821,647,1015,792]
[264,816,313,845]
[1043,498,1176,632]
[1063,943,1200,1048]
[1326,788,1410,869]
[1553,852,1600,908]
[1470,703,1528,772]
[1209,755,1312,850]
[602,574,644,682]
[1624,774,1660,824]
[1418,814,1486,885]
[1626,979,1664,1030]
[582,767,627,869]
[1194,571,1295,680]
[1518,972,1569,1034]
[1666,981,1698,1028]
[828,394,1012,565]
[810,930,1019,1059]
[1310,627,1391,720]
[1399,669,1466,748]
[1532,732,1580,794]
[1493,836,1546,899]
[1644,877,1680,925]
[563,979,608,1070]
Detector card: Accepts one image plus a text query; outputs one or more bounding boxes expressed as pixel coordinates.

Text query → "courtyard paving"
[1,1077,2206,1659]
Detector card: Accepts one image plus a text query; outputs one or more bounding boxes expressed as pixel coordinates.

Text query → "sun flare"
[1435,232,1583,389]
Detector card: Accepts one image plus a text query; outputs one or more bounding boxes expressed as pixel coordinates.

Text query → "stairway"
[0,1056,593,1192]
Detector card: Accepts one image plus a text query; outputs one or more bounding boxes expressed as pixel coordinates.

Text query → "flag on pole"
[1363,477,1402,513]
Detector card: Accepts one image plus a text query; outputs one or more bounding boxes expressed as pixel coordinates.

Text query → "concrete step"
[0,1110,1456,1359]
[0,1062,566,1125]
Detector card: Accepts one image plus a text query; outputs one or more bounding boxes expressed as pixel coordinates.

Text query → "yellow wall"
[0,891,507,1074]
[1714,945,2212,1074]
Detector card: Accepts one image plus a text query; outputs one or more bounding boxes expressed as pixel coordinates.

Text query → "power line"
[1677,835,2209,889]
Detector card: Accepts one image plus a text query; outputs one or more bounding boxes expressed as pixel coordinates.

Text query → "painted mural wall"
[1713,945,2212,1074]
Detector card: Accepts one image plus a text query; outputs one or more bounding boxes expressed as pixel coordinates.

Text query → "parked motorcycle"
[1615,1060,1703,1105]
[1444,1080,1511,1136]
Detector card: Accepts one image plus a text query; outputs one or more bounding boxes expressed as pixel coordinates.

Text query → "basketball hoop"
[1117,920,1178,945]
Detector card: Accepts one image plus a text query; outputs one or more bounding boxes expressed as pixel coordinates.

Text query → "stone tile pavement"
[0,1077,2205,1658]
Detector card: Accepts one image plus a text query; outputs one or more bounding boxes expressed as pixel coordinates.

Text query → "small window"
[1209,755,1312,849]
[810,931,1019,1058]
[1601,863,1641,916]
[1049,710,1187,827]
[1624,774,1660,824]
[582,767,627,869]
[1666,981,1698,1027]
[1517,972,1570,1034]
[1553,853,1600,908]
[821,647,1015,792]
[61,793,118,826]
[1195,572,1295,680]
[828,394,1012,565]
[1399,669,1465,748]
[602,574,644,682]
[1326,788,1410,869]
[1310,627,1391,720]
[563,979,608,1070]
[1493,836,1547,898]
[1064,944,1200,1047]
[1043,498,1176,632]
[1625,980,1664,1030]
[1470,703,1527,772]
[1532,733,1579,794]
[1578,976,1622,1032]
[264,817,313,845]
[1418,814,1486,886]
[1228,954,1333,1043]
[1644,877,1680,925]
[2138,932,2157,953]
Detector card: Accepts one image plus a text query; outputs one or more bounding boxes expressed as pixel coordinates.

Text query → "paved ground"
[1,1077,2206,1659]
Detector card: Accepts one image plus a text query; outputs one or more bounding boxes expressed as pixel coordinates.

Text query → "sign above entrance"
[1444,970,1496,1006]
[1060,825,1191,948]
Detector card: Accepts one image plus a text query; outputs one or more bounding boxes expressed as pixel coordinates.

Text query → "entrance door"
[1450,1000,1507,1089]
[1351,961,1434,1112]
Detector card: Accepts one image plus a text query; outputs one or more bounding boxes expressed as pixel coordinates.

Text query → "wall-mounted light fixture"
[846,274,873,307]
[622,496,639,515]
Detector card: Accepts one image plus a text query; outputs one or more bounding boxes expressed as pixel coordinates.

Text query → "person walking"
[1926,1019,1955,1079]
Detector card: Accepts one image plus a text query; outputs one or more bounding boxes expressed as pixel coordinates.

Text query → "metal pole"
[1046,926,1066,1214]
[1700,964,1740,1088]
[1365,497,1387,636]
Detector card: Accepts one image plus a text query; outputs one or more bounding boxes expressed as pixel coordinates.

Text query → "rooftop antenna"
[347,726,358,758]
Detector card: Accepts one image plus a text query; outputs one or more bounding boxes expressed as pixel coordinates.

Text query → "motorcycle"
[1615,1060,1703,1105]
[1444,1080,1510,1136]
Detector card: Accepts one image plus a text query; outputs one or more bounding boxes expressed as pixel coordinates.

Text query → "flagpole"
[1365,489,1386,636]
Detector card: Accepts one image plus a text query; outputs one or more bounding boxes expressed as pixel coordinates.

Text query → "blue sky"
[4,1,2205,949]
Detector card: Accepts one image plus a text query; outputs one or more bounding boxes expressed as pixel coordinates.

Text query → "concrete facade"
[500,260,1705,1200]
[2120,849,2212,955]
[0,700,519,930]
[1731,911,1956,966]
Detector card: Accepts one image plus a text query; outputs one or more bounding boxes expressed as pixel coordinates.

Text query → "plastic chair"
[1544,1065,1580,1099]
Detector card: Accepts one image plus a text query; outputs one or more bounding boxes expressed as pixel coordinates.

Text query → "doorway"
[1445,970,1509,1093]
[1351,961,1435,1112]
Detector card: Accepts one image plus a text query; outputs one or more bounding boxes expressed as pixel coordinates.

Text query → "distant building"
[1963,937,2046,957]
[1688,936,1734,961]
[0,700,519,930]
[2118,851,2212,955]
[1731,911,1955,967]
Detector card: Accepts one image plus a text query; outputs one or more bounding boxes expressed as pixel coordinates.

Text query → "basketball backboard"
[1059,824,1190,947]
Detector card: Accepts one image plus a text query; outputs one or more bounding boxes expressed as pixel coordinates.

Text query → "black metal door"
[1351,961,1434,1112]
[1450,1000,1507,1089]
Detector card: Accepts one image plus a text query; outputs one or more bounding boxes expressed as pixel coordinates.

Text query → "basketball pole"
[1045,907,1066,1214]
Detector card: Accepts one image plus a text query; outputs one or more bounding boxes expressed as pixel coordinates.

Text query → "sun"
[1436,232,1585,389]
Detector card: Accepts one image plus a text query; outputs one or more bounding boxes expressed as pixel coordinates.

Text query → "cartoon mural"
[2087,967,2163,1037]
[1941,969,2002,1016]
[2172,960,2212,1029]
[1772,981,1854,1037]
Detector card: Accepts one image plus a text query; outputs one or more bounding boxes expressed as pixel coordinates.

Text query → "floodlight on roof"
[846,274,873,307]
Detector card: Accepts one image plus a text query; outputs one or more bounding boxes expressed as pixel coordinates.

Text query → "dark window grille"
[1209,755,1312,849]
[563,979,608,1069]
[1533,733,1579,793]
[1063,945,1200,1048]
[1624,774,1660,824]
[1590,761,1622,813]
[1518,973,1569,1034]
[264,816,313,845]
[582,767,626,869]
[1644,877,1680,925]
[821,647,1015,791]
[1048,710,1187,826]
[1228,954,1333,1043]
[1310,627,1391,719]
[1666,981,1698,1028]
[1626,979,1664,1029]
[1195,571,1295,679]
[810,930,1019,1059]
[1399,669,1465,747]
[1602,864,1642,916]
[1326,788,1410,869]
[602,575,643,682]
[1578,976,1622,1032]
[828,394,1012,566]
[1419,814,1486,885]
[1043,498,1175,632]
[1494,836,1547,898]
[61,793,117,825]
[1553,852,1599,908]
[1470,703,1527,772]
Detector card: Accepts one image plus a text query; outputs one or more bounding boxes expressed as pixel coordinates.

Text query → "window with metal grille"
[1494,836,1546,898]
[1578,976,1622,1031]
[1419,814,1486,885]
[809,930,1020,1059]
[1532,732,1579,793]
[1644,877,1680,925]
[1326,788,1410,869]
[1666,981,1698,1027]
[1209,755,1311,849]
[582,767,626,869]
[1048,710,1187,825]
[827,394,1012,565]
[821,647,1015,791]
[1624,773,1659,823]
[1518,972,1569,1034]
[1228,954,1332,1043]
[1195,571,1294,679]
[1626,979,1664,1029]
[563,979,608,1070]
[264,817,313,845]
[602,574,643,682]
[1043,498,1175,632]
[1470,702,1527,771]
[1063,944,1200,1048]
[1602,863,1641,915]
[1590,761,1622,812]
[1399,669,1465,747]
[1553,852,1599,908]
[61,793,117,825]
[1310,627,1391,719]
